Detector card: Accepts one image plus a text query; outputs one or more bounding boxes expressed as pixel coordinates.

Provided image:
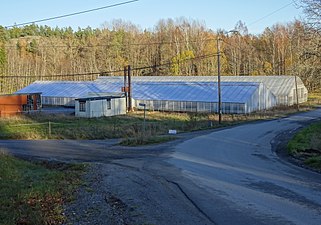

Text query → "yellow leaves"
[171,50,195,75]
[263,61,273,74]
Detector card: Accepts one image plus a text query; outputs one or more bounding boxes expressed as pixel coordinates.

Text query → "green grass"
[305,156,321,169]
[288,121,321,154]
[120,135,177,146]
[307,92,321,106]
[0,98,316,142]
[288,121,321,170]
[0,153,85,225]
[0,106,307,141]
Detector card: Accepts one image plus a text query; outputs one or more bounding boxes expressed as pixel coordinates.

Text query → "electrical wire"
[248,2,294,27]
[5,0,139,28]
[4,38,216,49]
[0,70,123,79]
[1,53,218,78]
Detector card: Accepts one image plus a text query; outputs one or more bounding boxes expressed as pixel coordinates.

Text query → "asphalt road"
[169,108,321,225]
[1,109,321,225]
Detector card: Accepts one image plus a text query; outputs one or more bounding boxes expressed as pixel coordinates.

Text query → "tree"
[297,0,321,31]
[296,0,321,91]
[0,47,6,75]
[0,26,7,75]
[171,50,195,75]
[1,16,320,93]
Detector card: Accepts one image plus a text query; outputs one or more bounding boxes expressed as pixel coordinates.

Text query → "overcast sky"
[1,0,303,34]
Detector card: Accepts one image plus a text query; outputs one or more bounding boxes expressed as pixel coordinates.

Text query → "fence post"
[48,121,51,138]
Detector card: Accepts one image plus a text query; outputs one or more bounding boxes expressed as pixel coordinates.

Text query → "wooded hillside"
[0,15,320,94]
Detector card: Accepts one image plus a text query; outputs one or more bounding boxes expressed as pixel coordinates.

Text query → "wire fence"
[1,119,214,140]
[4,121,63,138]
[0,103,314,140]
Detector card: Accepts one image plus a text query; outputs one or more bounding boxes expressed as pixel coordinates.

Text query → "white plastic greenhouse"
[131,82,276,113]
[97,75,308,106]
[16,75,307,114]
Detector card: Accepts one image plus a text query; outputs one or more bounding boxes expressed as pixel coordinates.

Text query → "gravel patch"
[64,163,135,225]
[64,160,213,225]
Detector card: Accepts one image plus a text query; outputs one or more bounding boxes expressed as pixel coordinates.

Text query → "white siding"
[75,98,126,118]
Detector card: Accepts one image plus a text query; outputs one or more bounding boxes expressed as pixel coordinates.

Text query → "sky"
[1,0,303,34]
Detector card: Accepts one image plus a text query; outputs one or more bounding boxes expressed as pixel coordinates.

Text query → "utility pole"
[291,47,300,112]
[139,103,146,134]
[127,65,132,112]
[295,75,300,111]
[216,30,239,124]
[217,37,222,124]
[124,66,128,111]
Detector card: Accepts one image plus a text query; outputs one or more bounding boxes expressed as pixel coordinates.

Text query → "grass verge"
[0,104,312,141]
[120,135,177,146]
[287,121,321,170]
[0,152,85,225]
[307,92,321,106]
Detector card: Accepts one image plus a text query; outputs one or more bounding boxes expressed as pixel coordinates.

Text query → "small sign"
[139,103,146,107]
[168,129,177,135]
[121,87,129,92]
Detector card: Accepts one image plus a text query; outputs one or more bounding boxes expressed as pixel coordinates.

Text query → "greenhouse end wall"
[245,83,277,113]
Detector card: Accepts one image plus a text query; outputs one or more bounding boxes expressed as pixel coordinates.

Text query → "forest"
[0,0,320,94]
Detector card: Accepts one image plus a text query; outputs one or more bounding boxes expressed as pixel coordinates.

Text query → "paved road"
[0,139,165,162]
[169,108,321,225]
[1,109,321,224]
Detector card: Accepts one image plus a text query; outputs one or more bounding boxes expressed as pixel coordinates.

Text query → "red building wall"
[0,94,41,117]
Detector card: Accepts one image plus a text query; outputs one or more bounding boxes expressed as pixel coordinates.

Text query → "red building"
[0,93,42,117]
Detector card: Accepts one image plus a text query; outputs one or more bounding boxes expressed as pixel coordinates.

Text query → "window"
[107,99,111,109]
[79,101,86,112]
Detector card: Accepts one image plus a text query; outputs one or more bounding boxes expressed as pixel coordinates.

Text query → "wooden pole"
[124,66,128,111]
[128,65,132,112]
[48,121,51,138]
[295,75,299,111]
[217,37,222,124]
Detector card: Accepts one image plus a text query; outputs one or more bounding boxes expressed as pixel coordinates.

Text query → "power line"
[4,38,216,49]
[5,0,139,28]
[132,53,217,71]
[0,70,124,79]
[1,53,217,79]
[248,2,294,27]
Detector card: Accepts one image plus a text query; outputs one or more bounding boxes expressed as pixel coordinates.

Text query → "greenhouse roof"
[16,80,262,104]
[16,81,114,98]
[132,82,259,103]
[97,75,303,96]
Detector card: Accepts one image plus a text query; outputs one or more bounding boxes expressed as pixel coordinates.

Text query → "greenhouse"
[131,82,276,113]
[16,75,307,114]
[15,81,118,107]
[97,75,308,106]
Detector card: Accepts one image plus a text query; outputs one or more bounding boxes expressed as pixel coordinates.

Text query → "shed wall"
[75,98,126,118]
